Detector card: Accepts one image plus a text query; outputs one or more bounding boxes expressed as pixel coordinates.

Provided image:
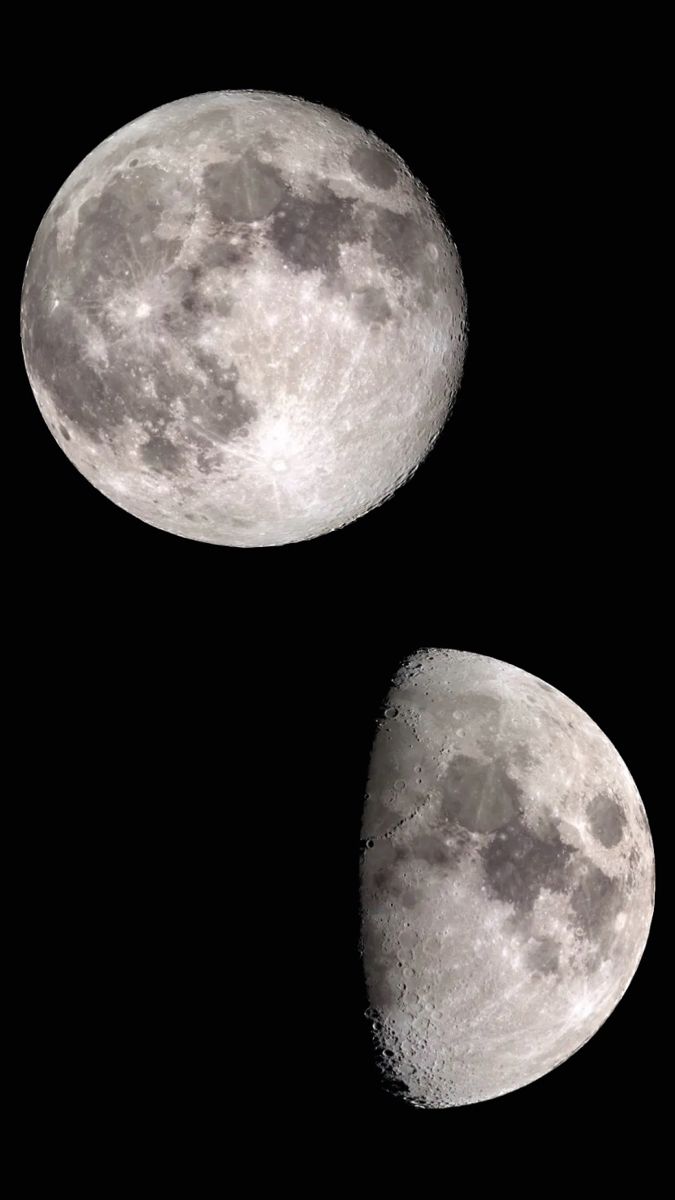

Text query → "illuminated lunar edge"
[21,91,466,546]
[360,649,655,1107]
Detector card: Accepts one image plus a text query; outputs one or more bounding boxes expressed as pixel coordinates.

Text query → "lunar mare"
[360,650,654,1107]
[21,92,466,546]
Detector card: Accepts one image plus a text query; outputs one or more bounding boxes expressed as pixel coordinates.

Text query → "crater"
[587,792,626,848]
[350,145,398,190]
[269,187,363,274]
[202,155,285,223]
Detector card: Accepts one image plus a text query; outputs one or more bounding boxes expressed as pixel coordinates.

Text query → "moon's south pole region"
[21,92,466,546]
[361,650,655,1107]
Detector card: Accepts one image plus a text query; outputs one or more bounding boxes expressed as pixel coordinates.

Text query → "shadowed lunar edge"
[360,649,654,1108]
[21,94,652,1110]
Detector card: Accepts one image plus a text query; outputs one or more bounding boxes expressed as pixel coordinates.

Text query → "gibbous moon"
[21,91,466,546]
[361,649,654,1107]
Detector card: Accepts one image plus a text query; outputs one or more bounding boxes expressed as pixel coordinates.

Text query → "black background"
[13,17,661,1177]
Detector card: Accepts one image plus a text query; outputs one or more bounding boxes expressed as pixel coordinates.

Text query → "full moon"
[361,649,654,1107]
[21,91,466,546]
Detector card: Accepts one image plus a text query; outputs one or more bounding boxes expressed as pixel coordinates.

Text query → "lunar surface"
[360,650,654,1107]
[21,91,466,546]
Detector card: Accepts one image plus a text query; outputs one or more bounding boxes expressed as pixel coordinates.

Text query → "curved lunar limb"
[21,92,466,546]
[360,649,655,1107]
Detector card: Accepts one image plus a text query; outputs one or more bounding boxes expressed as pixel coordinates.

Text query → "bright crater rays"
[21,91,466,546]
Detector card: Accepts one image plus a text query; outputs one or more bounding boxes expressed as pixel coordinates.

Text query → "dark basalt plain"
[21,91,467,546]
[360,649,655,1107]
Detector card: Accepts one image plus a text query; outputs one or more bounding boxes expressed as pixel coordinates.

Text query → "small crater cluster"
[360,648,654,1106]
